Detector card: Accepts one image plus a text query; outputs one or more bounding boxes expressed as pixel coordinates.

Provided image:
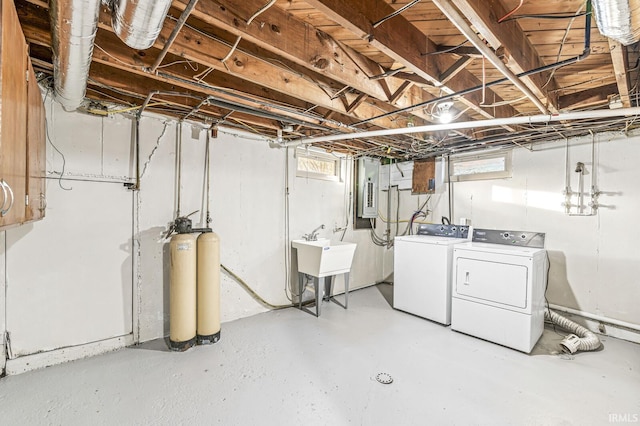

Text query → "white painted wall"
[0,97,386,370]
[7,94,636,370]
[391,131,640,328]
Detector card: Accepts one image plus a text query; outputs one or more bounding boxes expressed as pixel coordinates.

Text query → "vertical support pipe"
[135,116,141,190]
[176,122,183,218]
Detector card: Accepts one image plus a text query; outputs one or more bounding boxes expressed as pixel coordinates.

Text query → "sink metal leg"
[344,272,349,309]
[299,273,349,316]
[324,275,334,302]
[297,272,304,309]
[314,277,322,317]
[327,272,349,310]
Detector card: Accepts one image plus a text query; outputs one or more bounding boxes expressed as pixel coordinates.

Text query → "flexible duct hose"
[545,309,601,354]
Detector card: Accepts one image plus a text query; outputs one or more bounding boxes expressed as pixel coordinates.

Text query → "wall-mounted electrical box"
[380,161,414,190]
[357,157,379,218]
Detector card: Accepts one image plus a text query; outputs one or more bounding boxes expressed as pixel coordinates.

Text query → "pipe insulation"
[111,0,173,50]
[50,0,102,111]
[545,309,601,354]
[592,0,640,45]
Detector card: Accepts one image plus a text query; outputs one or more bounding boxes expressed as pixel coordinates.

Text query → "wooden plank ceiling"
[17,0,640,158]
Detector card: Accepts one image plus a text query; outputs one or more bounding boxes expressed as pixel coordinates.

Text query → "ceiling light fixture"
[436,101,454,123]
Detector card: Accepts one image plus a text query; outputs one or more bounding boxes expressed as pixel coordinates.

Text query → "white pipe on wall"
[549,303,640,332]
[284,107,640,146]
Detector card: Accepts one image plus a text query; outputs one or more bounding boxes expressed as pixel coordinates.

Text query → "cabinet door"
[25,60,46,222]
[0,0,28,228]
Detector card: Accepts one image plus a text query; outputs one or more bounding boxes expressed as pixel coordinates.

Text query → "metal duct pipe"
[50,0,102,111]
[592,0,640,45]
[111,0,173,50]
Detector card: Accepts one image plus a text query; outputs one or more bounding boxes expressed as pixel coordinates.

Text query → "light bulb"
[435,101,454,123]
[439,111,453,123]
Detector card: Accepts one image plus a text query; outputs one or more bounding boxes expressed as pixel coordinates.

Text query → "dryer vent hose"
[545,309,601,354]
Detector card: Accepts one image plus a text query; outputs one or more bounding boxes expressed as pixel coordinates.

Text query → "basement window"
[449,150,512,182]
[296,148,341,182]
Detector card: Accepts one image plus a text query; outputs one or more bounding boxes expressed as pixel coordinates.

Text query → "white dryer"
[451,229,547,353]
[394,224,470,325]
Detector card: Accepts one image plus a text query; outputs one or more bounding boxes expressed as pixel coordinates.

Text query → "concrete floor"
[0,284,638,425]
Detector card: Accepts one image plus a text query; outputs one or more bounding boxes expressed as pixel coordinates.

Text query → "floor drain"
[375,373,393,384]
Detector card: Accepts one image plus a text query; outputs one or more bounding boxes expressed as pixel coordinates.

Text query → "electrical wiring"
[84,102,170,116]
[43,88,72,191]
[369,218,393,248]
[408,196,431,234]
[172,18,348,108]
[480,95,527,108]
[246,0,277,25]
[541,3,586,90]
[94,44,141,69]
[421,40,469,56]
[155,59,200,71]
[372,0,421,28]
[220,36,242,63]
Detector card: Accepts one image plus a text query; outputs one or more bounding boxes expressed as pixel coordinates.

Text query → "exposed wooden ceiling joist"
[304,0,520,121]
[449,0,560,113]
[15,0,638,158]
[558,82,618,110]
[170,0,468,125]
[608,39,632,108]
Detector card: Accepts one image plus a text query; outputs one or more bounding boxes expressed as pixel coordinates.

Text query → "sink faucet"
[304,224,325,241]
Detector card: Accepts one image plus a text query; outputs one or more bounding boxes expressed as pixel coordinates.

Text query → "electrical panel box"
[357,157,379,218]
[379,161,413,190]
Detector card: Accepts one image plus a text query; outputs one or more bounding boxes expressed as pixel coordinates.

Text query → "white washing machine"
[451,228,547,353]
[394,224,470,325]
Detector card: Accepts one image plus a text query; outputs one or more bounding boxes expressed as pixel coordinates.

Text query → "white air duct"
[545,310,601,354]
[592,0,640,45]
[111,0,173,50]
[50,0,102,111]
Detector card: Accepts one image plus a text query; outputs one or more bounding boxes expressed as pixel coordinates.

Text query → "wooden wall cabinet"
[0,0,46,229]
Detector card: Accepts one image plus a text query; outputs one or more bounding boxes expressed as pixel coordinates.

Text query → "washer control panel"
[472,228,545,248]
[416,224,470,239]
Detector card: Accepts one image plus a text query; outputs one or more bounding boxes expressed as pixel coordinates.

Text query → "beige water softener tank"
[197,231,221,344]
[169,233,197,351]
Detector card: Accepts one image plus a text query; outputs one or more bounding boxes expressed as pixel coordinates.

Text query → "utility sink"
[292,238,357,278]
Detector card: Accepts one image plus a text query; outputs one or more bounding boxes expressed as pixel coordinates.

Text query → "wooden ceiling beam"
[438,56,474,86]
[304,0,519,121]
[19,0,473,132]
[608,40,631,108]
[449,0,560,113]
[389,81,414,104]
[169,0,451,125]
[33,51,287,130]
[173,0,392,101]
[435,45,482,58]
[16,1,403,131]
[559,83,618,110]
